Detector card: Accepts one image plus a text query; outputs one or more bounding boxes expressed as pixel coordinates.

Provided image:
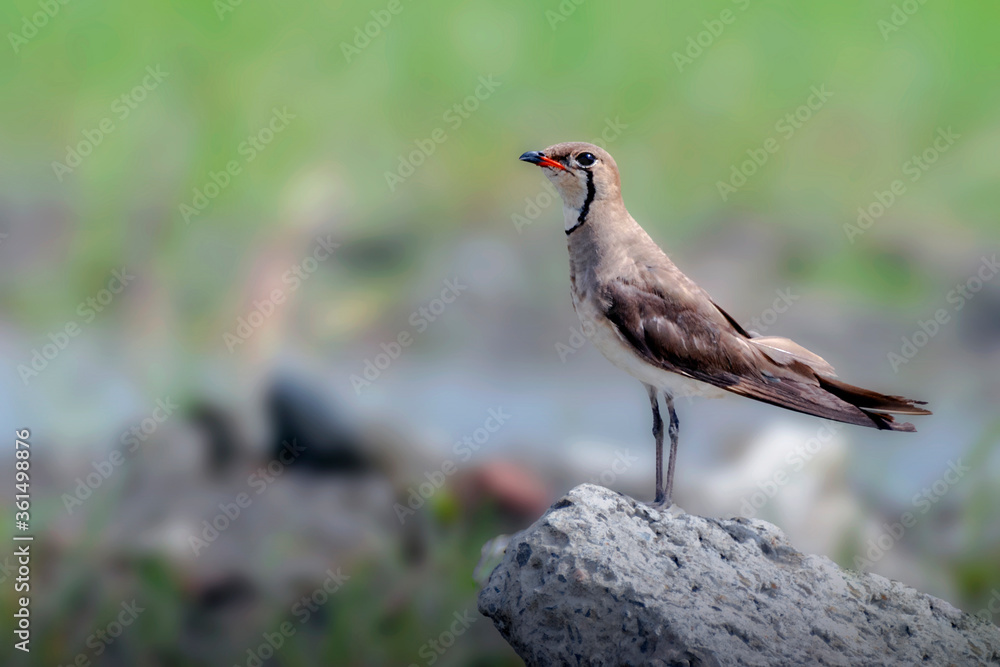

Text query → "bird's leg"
[646,385,665,505]
[663,394,679,507]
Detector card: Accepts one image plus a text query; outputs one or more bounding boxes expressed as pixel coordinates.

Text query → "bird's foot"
[649,493,672,510]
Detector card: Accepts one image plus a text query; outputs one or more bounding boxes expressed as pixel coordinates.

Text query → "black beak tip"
[519,150,543,164]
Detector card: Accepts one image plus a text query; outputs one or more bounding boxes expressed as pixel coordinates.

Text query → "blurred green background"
[1,0,999,665]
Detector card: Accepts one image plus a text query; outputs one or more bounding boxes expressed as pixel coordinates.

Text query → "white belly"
[574,294,729,399]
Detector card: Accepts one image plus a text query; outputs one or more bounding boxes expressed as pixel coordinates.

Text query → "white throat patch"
[563,205,582,233]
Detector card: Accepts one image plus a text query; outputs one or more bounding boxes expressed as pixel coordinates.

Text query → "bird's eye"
[575,152,596,167]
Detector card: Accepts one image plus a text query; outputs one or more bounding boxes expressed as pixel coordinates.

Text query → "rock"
[478,484,1000,666]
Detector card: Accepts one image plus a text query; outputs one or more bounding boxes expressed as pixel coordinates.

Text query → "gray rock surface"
[478,484,1000,666]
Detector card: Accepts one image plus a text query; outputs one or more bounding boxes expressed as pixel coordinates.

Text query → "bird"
[518,142,931,508]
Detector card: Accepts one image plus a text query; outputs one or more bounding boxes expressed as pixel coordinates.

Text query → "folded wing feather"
[748,336,837,377]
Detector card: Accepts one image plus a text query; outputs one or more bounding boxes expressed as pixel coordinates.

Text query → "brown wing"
[600,276,928,431]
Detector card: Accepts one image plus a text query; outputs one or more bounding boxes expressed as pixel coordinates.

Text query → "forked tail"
[817,376,932,432]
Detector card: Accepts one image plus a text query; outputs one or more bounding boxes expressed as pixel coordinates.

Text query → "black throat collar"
[565,170,595,236]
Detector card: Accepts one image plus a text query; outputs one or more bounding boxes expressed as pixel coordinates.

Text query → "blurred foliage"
[1,498,520,665]
[1,0,998,324]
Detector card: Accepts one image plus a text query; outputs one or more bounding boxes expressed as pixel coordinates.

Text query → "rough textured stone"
[478,484,1000,666]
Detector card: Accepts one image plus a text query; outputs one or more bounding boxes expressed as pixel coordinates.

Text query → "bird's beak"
[519,150,567,171]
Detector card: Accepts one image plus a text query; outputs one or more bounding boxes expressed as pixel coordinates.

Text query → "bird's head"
[518,142,621,216]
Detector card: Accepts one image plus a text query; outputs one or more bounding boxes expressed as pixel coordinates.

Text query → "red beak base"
[519,151,568,171]
[536,156,567,171]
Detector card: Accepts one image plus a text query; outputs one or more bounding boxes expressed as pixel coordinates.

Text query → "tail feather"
[861,410,917,432]
[813,376,930,432]
[817,376,932,415]
[710,371,930,433]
